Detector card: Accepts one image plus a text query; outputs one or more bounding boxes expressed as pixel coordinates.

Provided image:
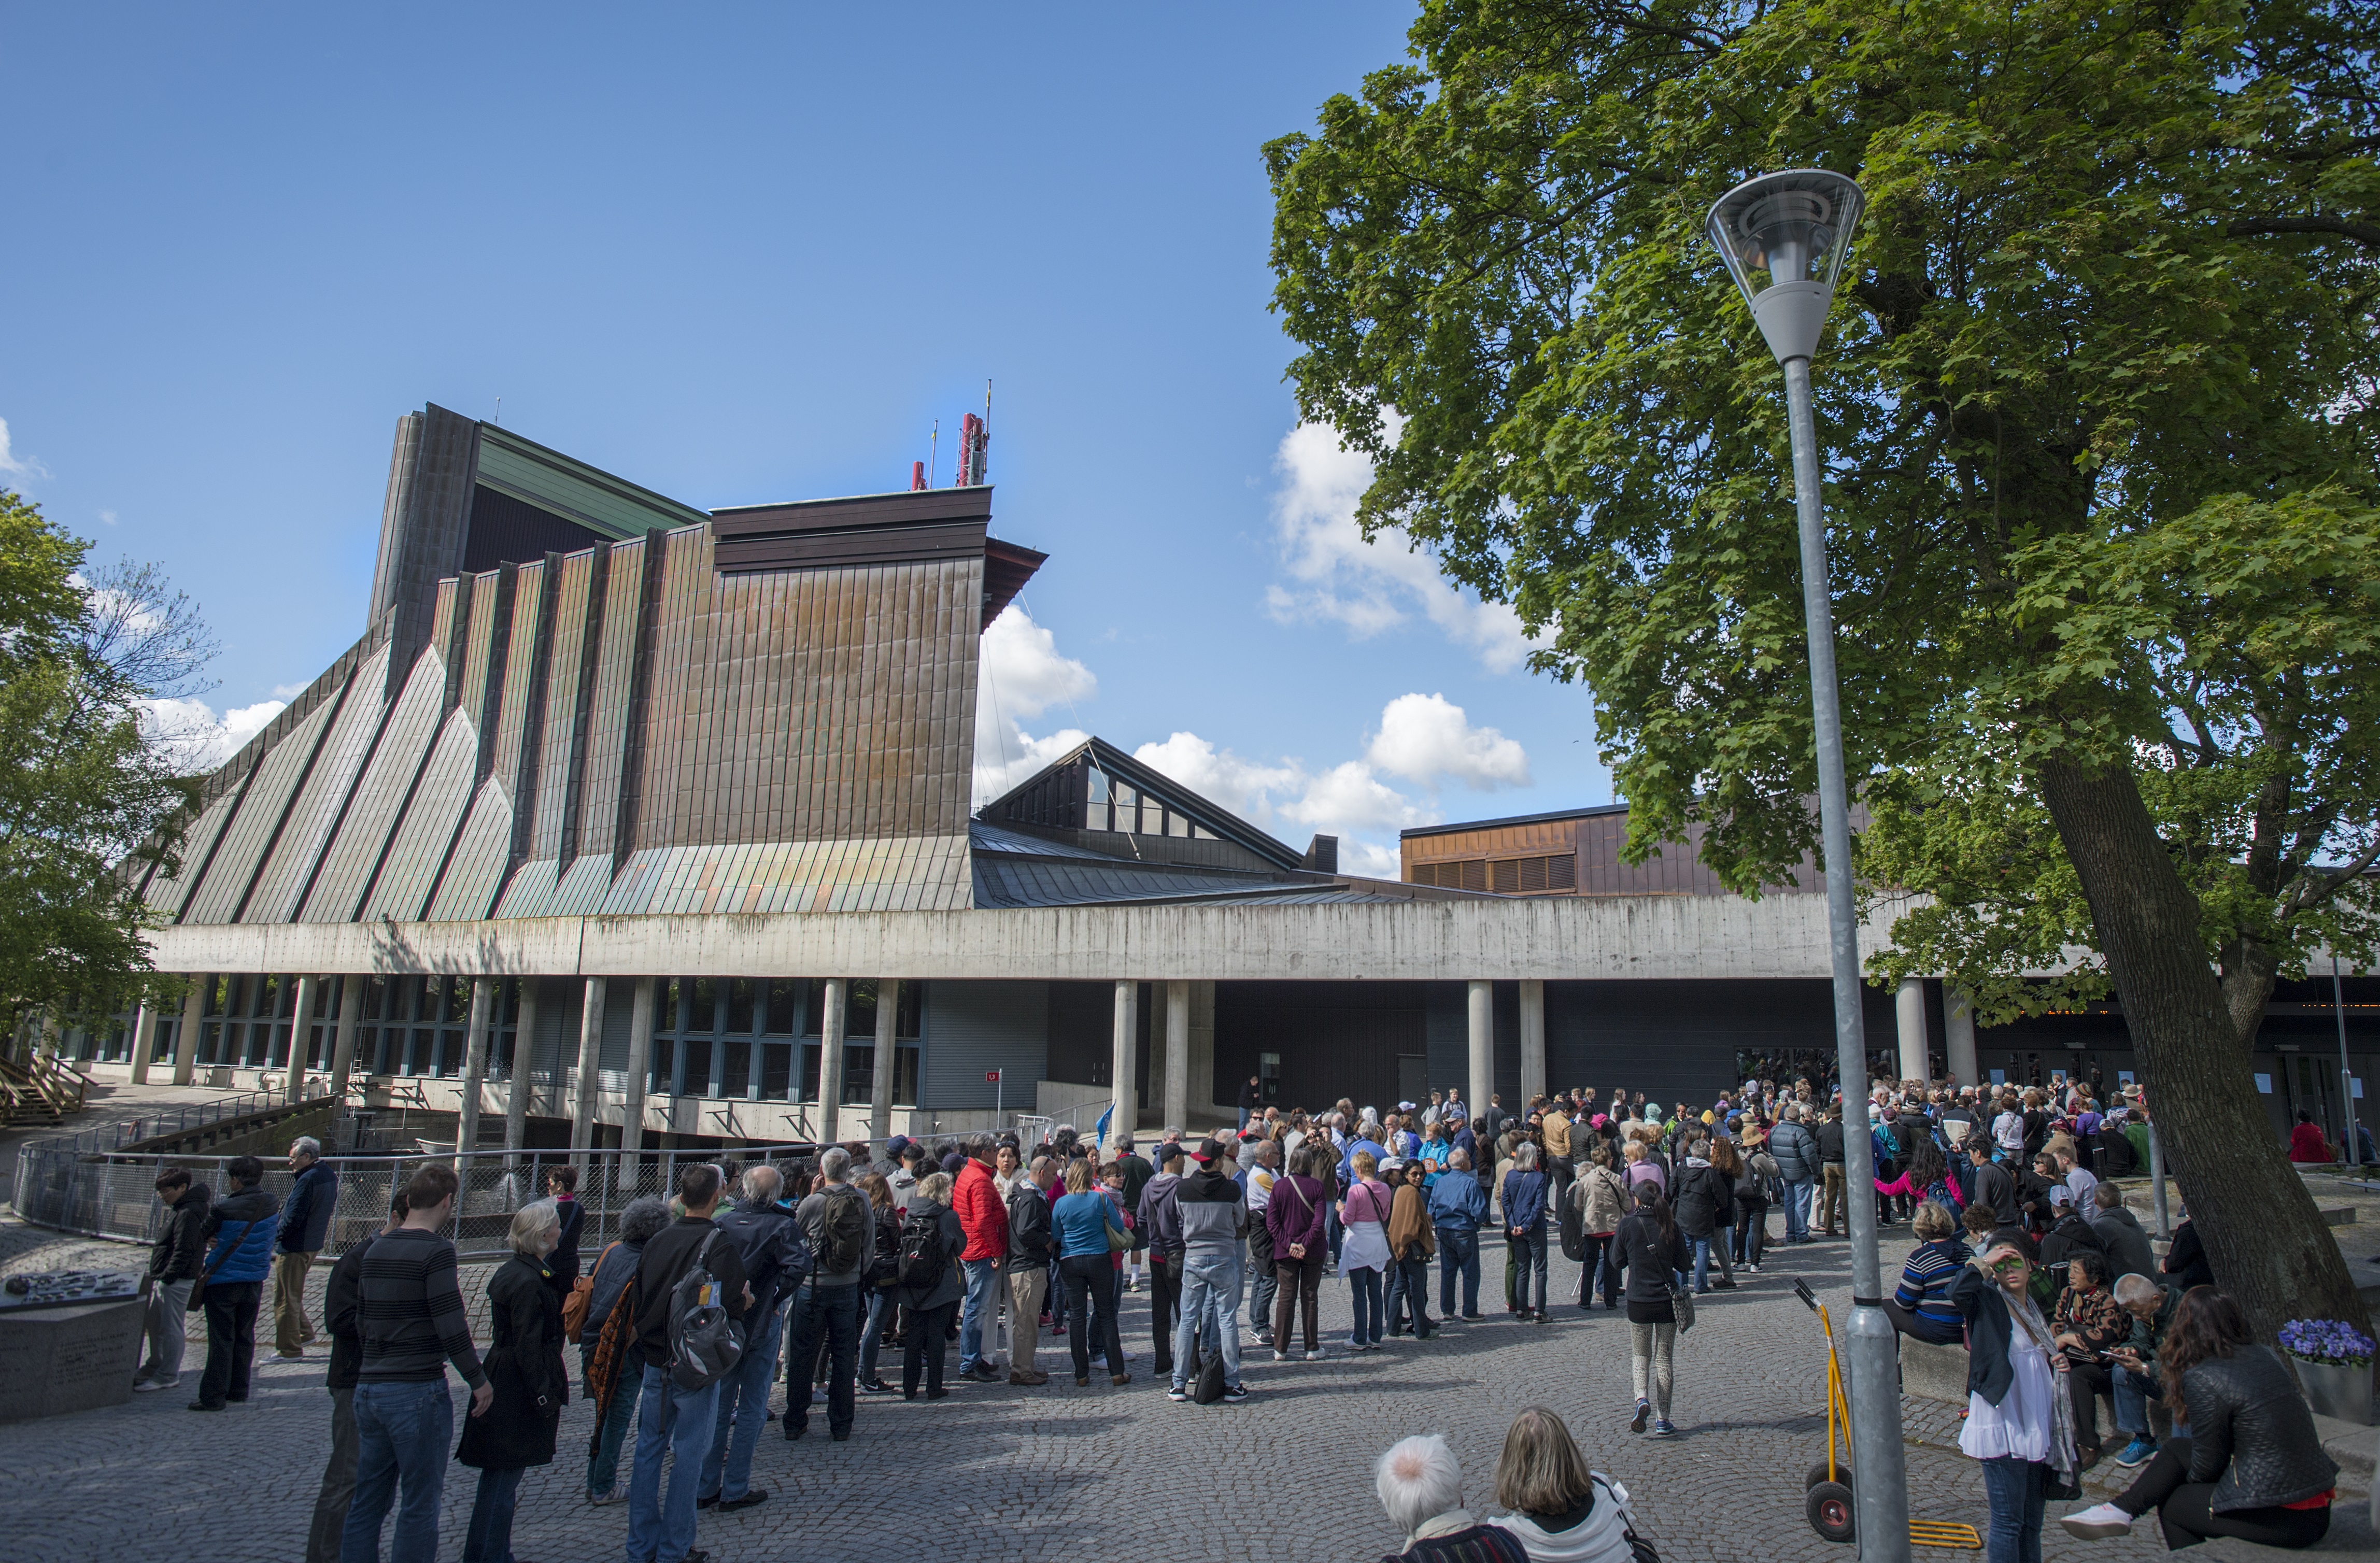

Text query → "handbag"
[188,1217,257,1308]
[1666,1277,1696,1333]
[563,1242,614,1344]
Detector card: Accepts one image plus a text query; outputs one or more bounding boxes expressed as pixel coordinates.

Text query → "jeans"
[1979,1456,2045,1563]
[1172,1252,1243,1388]
[305,1385,358,1563]
[1147,1253,1182,1374]
[1347,1265,1385,1346]
[1782,1178,1813,1242]
[1273,1253,1326,1353]
[138,1277,193,1384]
[272,1248,318,1355]
[858,1287,891,1383]
[1247,1244,1278,1335]
[1689,1235,1715,1291]
[1579,1233,1621,1307]
[197,1280,261,1408]
[1006,1263,1047,1374]
[1437,1229,1480,1316]
[904,1299,958,1395]
[1510,1224,1548,1313]
[626,1363,719,1563]
[1385,1255,1433,1333]
[462,1465,524,1563]
[2113,1362,2160,1438]
[585,1352,638,1498]
[783,1282,859,1438]
[701,1297,785,1501]
[957,1256,1000,1372]
[341,1378,453,1563]
[1060,1255,1124,1378]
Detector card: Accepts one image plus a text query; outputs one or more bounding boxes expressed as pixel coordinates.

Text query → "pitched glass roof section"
[976,735,1304,871]
[472,424,710,542]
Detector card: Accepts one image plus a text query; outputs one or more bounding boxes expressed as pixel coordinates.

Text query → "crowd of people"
[118,1067,2351,1563]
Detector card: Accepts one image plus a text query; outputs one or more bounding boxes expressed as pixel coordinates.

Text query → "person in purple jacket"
[1267,1143,1332,1361]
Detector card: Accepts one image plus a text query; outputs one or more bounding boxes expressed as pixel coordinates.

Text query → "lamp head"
[1705,168,1864,364]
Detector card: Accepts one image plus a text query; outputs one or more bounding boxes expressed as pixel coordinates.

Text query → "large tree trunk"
[2037,757,2370,1339]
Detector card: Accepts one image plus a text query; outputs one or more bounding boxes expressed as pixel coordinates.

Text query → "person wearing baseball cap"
[1168,1139,1252,1402]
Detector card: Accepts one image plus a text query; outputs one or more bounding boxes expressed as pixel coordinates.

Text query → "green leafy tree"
[1266,0,2380,1332]
[0,491,211,1043]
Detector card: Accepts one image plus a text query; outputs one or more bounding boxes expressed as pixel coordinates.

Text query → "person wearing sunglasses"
[1950,1242,2078,1563]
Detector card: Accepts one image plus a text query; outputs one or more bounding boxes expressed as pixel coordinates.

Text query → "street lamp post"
[1707,168,1910,1563]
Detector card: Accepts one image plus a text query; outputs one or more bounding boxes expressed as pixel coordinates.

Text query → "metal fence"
[9,1141,878,1262]
[27,1077,340,1160]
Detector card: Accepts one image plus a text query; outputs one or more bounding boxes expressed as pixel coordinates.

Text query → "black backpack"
[812,1184,867,1275]
[665,1230,746,1392]
[895,1206,948,1290]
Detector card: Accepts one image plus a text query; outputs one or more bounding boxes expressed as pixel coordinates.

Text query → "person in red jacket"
[953,1133,1011,1383]
[2287,1111,2335,1166]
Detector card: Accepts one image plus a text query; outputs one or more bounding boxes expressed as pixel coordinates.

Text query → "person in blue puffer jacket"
[192,1154,281,1412]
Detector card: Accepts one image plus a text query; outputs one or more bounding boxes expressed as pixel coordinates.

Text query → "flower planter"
[2293,1356,2373,1425]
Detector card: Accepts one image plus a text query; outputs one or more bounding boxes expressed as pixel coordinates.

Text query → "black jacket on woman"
[894,1203,967,1312]
[2182,1345,2340,1511]
[458,1251,570,1470]
[1613,1211,1691,1323]
[1946,1261,2029,1406]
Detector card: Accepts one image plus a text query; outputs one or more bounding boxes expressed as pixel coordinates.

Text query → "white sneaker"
[2060,1502,2133,1539]
[133,1377,176,1392]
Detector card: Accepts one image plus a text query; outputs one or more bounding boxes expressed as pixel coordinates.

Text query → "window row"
[1409,854,1577,893]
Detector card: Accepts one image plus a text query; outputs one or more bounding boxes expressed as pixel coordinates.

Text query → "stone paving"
[0,1215,2369,1563]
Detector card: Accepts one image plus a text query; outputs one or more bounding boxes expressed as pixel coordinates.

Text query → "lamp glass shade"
[1705,168,1865,310]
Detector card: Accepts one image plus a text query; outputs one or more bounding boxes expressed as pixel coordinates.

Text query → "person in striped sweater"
[1885,1200,1973,1346]
[341,1163,490,1563]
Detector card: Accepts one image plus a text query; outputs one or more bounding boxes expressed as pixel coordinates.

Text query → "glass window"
[1548,855,1577,890]
[1086,765,1109,803]
[253,974,281,1017]
[764,978,800,1034]
[722,1040,752,1099]
[759,1041,792,1100]
[650,1036,674,1095]
[727,979,757,1034]
[444,977,471,1026]
[664,977,684,1030]
[894,1045,921,1106]
[891,981,922,1040]
[681,1038,714,1097]
[799,1042,820,1102]
[689,978,719,1032]
[846,1043,875,1103]
[848,979,880,1040]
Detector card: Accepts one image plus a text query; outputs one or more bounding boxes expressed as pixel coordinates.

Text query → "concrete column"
[505,978,538,1153]
[173,977,206,1086]
[456,977,494,1167]
[816,978,847,1146]
[330,974,364,1100]
[619,977,656,1196]
[1111,978,1139,1146]
[1518,979,1547,1106]
[286,974,319,1102]
[1163,979,1190,1132]
[1466,980,1493,1126]
[570,977,607,1162]
[128,1002,158,1086]
[870,979,900,1142]
[1944,987,1979,1088]
[1188,981,1217,1118]
[1895,976,1929,1086]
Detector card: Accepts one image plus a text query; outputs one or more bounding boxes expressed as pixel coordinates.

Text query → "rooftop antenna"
[493,397,501,426]
[929,420,939,488]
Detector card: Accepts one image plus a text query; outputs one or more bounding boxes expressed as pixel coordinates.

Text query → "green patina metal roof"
[473,424,710,541]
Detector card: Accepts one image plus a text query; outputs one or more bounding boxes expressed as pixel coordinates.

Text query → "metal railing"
[8,1140,896,1261]
[22,1077,339,1160]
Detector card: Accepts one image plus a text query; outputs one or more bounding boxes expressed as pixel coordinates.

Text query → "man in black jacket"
[628,1163,750,1563]
[1814,1108,1848,1237]
[700,1163,805,1512]
[135,1168,208,1392]
[274,1135,338,1359]
[1961,1138,2019,1220]
[1005,1156,1057,1385]
[305,1195,406,1563]
[1136,1144,1185,1377]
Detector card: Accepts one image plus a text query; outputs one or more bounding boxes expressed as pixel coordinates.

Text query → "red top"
[953,1157,1009,1261]
[2288,1122,2334,1164]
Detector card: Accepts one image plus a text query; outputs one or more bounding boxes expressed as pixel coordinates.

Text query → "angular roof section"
[977,735,1305,871]
[709,486,1045,630]
[967,821,1442,909]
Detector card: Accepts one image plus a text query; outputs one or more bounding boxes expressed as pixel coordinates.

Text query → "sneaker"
[1009,1369,1050,1386]
[1747,1263,1763,1273]
[859,1376,890,1394]
[2112,1437,2157,1468]
[588,1489,623,1506]
[1304,1346,1328,1361]
[1652,1418,1676,1437]
[2060,1502,2133,1540]
[133,1377,176,1393]
[1167,1386,1190,1402]
[1272,1349,1290,1363]
[1221,1383,1251,1403]
[1629,1400,1649,1434]
[965,1363,1003,1384]
[718,1489,770,1512]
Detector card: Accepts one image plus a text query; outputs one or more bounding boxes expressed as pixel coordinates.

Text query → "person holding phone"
[1949,1241,2074,1563]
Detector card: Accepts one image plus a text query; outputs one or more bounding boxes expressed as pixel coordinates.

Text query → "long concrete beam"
[140,892,1911,983]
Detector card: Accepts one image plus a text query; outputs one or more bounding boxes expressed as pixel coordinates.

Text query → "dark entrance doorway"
[1213,982,1427,1116]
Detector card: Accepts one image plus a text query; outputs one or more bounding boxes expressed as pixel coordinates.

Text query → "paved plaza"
[5,1214,2368,1563]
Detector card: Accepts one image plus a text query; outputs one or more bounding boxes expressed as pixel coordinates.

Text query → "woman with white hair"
[1373,1432,1528,1562]
[457,1197,569,1563]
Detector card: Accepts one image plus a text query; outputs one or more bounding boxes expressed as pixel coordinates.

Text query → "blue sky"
[0,4,1612,876]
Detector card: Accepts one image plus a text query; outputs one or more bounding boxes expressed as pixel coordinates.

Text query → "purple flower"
[2282,1317,2376,1363]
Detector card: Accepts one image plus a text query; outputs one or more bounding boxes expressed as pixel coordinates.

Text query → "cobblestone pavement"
[0,1218,2367,1563]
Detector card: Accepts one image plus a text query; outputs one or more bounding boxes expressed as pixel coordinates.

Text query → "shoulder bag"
[188,1218,257,1307]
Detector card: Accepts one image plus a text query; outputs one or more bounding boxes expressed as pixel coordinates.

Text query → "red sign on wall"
[985,1069,1002,1083]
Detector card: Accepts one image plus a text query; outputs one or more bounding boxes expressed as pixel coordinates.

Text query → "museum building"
[59,405,2378,1156]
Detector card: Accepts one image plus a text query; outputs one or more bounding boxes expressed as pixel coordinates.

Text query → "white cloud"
[1364,692,1531,789]
[0,418,45,480]
[1129,732,1302,827]
[1265,420,1537,672]
[973,606,1098,804]
[98,509,118,527]
[140,695,288,774]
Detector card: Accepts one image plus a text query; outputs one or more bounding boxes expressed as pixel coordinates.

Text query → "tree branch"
[2228,215,2380,249]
